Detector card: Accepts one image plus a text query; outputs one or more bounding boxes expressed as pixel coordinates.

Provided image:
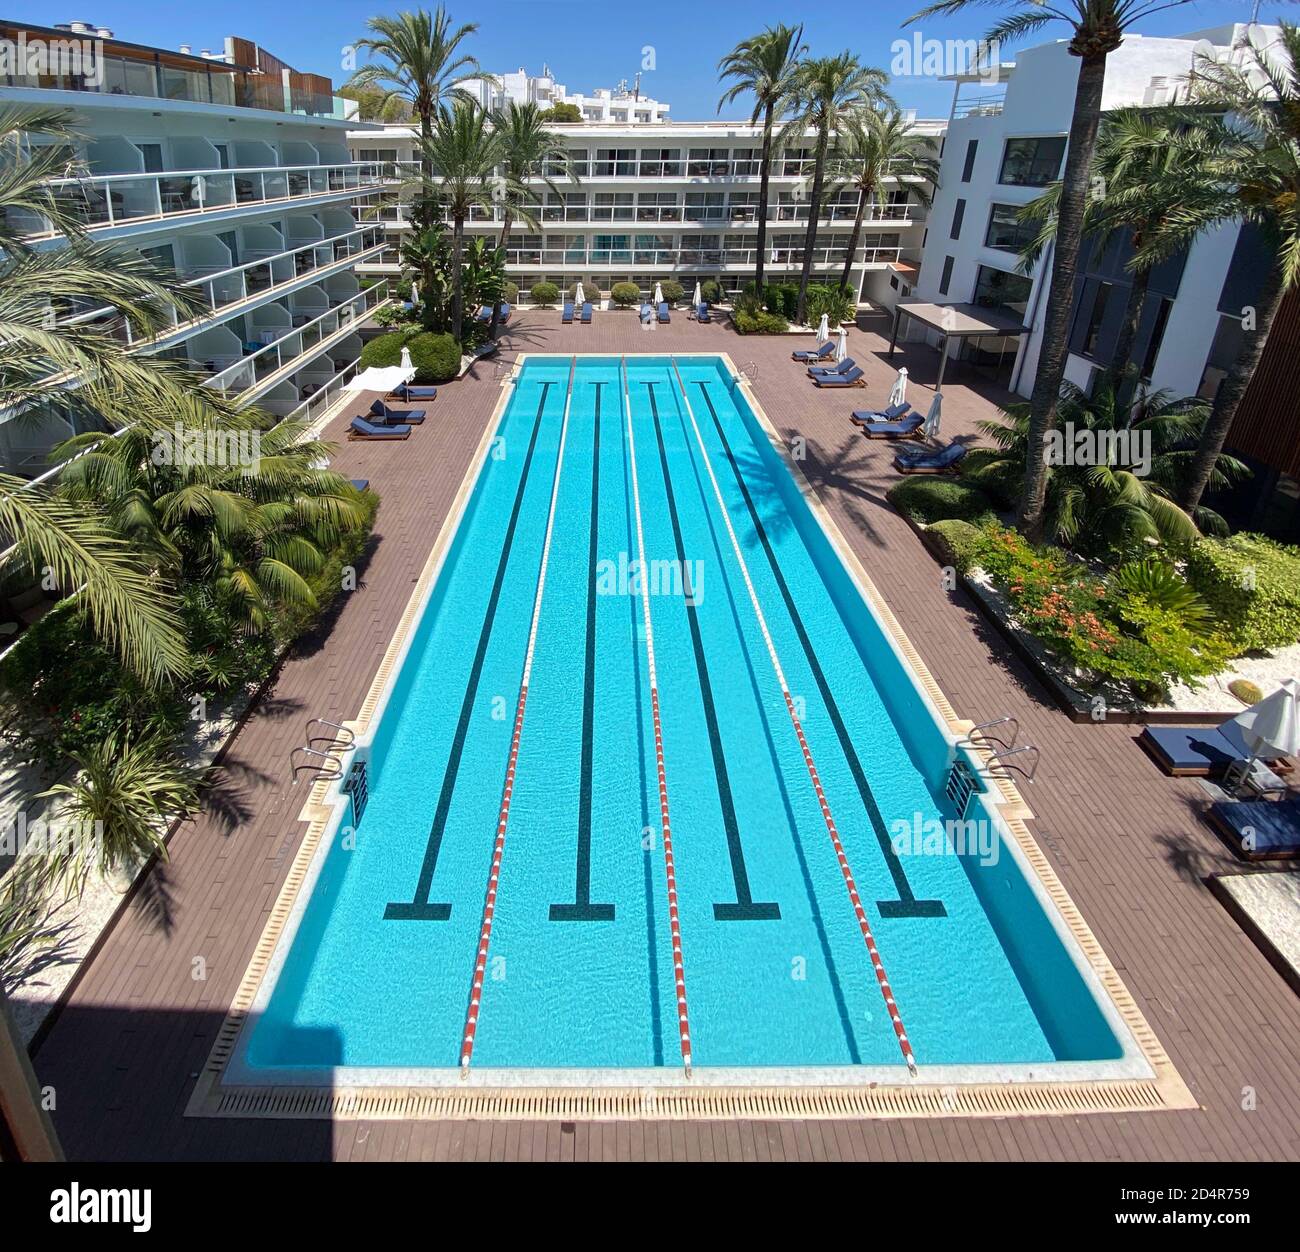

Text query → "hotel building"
[0,18,391,477]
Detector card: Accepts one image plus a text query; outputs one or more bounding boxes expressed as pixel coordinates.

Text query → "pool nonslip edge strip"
[188,353,1198,1123]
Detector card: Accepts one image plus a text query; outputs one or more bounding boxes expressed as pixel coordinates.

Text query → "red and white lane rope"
[460,357,577,1071]
[669,358,916,1073]
[621,355,693,1075]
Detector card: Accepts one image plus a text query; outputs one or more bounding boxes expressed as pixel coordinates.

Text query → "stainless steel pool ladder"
[957,717,1040,783]
[289,718,356,784]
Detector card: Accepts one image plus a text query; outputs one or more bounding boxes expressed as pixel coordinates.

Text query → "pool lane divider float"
[460,356,578,1072]
[622,354,694,1076]
[669,357,917,1074]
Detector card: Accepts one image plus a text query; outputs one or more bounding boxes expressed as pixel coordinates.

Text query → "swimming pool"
[218,354,1170,1101]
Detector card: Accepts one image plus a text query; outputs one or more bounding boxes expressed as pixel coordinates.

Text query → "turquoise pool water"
[245,354,1124,1075]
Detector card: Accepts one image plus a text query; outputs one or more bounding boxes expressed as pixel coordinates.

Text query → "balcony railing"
[14,162,387,240]
[202,286,384,399]
[493,244,902,268]
[376,204,919,230]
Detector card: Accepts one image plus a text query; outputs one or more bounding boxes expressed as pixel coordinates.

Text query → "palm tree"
[971,379,1244,558]
[717,24,807,295]
[416,101,506,338]
[488,101,572,339]
[346,7,485,231]
[781,54,887,326]
[1018,108,1205,400]
[1126,24,1300,513]
[908,1,1197,541]
[1,105,196,684]
[828,103,940,295]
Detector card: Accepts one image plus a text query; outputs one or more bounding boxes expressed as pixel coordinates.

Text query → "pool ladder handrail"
[290,718,356,784]
[957,716,1019,752]
[956,716,1039,782]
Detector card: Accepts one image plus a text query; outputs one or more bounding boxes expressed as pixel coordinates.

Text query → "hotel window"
[939,255,955,295]
[507,234,542,263]
[961,138,979,182]
[638,148,681,176]
[1141,296,1173,379]
[775,191,808,222]
[860,231,901,260]
[634,234,672,264]
[732,148,760,176]
[680,234,721,264]
[771,233,804,261]
[593,147,636,176]
[728,192,759,222]
[723,233,751,260]
[592,192,634,221]
[591,234,631,263]
[973,264,1032,317]
[1079,281,1112,357]
[684,192,725,222]
[998,136,1067,186]
[780,148,813,176]
[950,198,966,240]
[688,148,731,176]
[984,202,1036,252]
[637,192,680,222]
[548,148,588,177]
[824,189,859,221]
[544,193,587,221]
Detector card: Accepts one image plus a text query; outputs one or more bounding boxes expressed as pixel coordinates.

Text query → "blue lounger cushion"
[640,303,653,321]
[860,413,925,438]
[697,303,710,321]
[1208,798,1300,860]
[562,302,574,323]
[852,402,912,423]
[812,367,865,387]
[809,357,856,377]
[396,384,437,401]
[793,341,834,361]
[894,441,967,471]
[350,417,410,439]
[1138,724,1260,776]
[370,400,426,424]
[658,301,670,323]
[581,302,593,322]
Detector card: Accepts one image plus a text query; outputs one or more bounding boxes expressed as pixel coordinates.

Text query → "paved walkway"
[29,310,1300,1161]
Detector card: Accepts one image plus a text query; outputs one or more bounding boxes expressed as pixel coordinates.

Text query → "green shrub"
[805,283,855,327]
[887,478,997,526]
[503,280,519,305]
[610,281,642,308]
[733,309,790,334]
[700,278,724,304]
[1185,533,1300,652]
[569,280,601,302]
[756,281,799,321]
[659,278,684,304]
[360,329,461,383]
[925,519,985,573]
[529,280,560,306]
[959,448,1021,510]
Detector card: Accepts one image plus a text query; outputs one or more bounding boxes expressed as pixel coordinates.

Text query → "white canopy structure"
[346,365,414,394]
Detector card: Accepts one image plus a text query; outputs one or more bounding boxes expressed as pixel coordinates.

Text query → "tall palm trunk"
[450,214,465,339]
[1180,262,1286,511]
[416,104,435,230]
[795,128,829,325]
[838,163,875,294]
[1107,248,1150,407]
[755,102,775,294]
[1019,54,1108,541]
[488,208,512,341]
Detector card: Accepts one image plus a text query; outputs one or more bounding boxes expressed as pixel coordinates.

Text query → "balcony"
[15,162,387,241]
[494,244,902,270]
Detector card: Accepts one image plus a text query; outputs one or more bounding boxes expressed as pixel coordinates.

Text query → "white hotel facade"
[349,116,944,307]
[0,19,391,477]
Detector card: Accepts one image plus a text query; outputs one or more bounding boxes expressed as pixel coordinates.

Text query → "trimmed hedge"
[529,280,560,306]
[1185,533,1300,653]
[733,309,790,334]
[700,278,723,304]
[569,280,602,301]
[959,449,1021,511]
[503,280,519,305]
[659,278,684,304]
[359,329,462,383]
[610,281,641,308]
[925,519,985,573]
[887,477,998,526]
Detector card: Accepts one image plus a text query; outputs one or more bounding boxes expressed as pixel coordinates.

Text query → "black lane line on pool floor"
[385,380,554,921]
[551,380,617,921]
[694,379,945,919]
[644,378,780,922]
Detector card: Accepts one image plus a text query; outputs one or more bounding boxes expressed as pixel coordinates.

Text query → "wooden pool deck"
[28,310,1300,1161]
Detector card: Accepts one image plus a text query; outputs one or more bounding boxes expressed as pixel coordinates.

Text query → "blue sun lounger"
[394,383,437,402]
[697,302,711,322]
[809,357,856,378]
[349,417,410,440]
[581,301,593,323]
[812,366,865,388]
[640,302,654,323]
[562,301,574,324]
[793,341,834,362]
[859,412,925,439]
[1138,721,1271,776]
[1207,797,1300,860]
[658,301,671,323]
[851,401,911,425]
[370,399,426,425]
[893,441,967,473]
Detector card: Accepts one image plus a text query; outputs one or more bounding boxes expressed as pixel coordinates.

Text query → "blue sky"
[14,0,1281,118]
